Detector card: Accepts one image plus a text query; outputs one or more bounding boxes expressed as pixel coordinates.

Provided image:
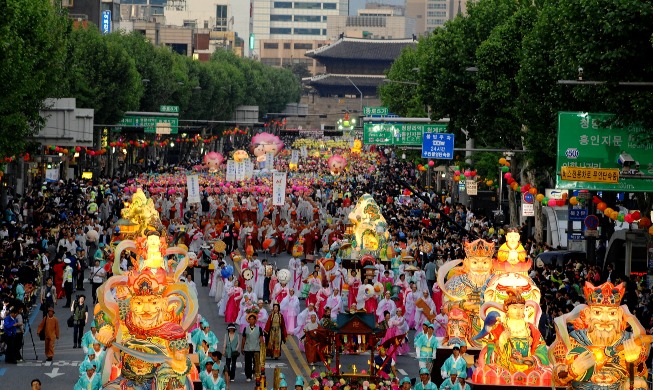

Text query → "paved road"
[2,252,424,389]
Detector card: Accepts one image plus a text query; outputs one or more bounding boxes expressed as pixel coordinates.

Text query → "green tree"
[62,28,143,125]
[0,0,69,157]
[379,45,427,117]
[283,62,311,80]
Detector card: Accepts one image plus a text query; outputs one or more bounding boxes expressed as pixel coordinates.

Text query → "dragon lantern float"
[94,189,199,390]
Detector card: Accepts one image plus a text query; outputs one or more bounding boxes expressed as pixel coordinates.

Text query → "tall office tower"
[406,0,470,35]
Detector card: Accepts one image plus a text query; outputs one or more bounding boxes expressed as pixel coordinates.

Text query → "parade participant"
[280,288,300,334]
[39,277,57,318]
[224,279,243,323]
[298,259,310,300]
[199,359,214,384]
[415,290,436,334]
[195,319,219,351]
[295,376,305,390]
[378,311,391,330]
[404,282,418,329]
[295,303,317,340]
[202,363,227,390]
[243,284,257,303]
[241,313,265,383]
[79,350,99,375]
[399,377,412,390]
[74,361,101,390]
[80,321,98,354]
[320,307,337,330]
[272,278,290,305]
[432,281,443,314]
[236,295,256,332]
[62,258,74,307]
[218,275,234,317]
[212,261,225,304]
[71,294,88,349]
[550,281,650,389]
[441,345,466,379]
[374,346,398,378]
[415,367,438,390]
[380,270,394,293]
[264,303,286,359]
[197,340,213,368]
[302,313,320,364]
[439,371,458,390]
[249,257,264,298]
[376,290,397,322]
[256,300,269,329]
[289,256,301,292]
[459,343,475,379]
[306,270,321,306]
[222,323,239,383]
[382,307,410,357]
[325,288,342,320]
[316,281,331,319]
[455,371,471,390]
[37,306,60,362]
[433,310,448,338]
[415,323,438,369]
[347,269,361,309]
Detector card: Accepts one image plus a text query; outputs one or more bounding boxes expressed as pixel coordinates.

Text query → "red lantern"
[631,211,641,220]
[75,146,81,153]
[592,196,602,204]
[556,199,565,207]
[23,153,30,162]
[624,214,634,224]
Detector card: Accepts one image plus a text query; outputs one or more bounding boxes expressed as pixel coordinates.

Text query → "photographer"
[71,295,88,349]
[3,307,23,363]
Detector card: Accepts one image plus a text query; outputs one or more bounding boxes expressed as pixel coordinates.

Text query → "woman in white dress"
[213,263,225,303]
[218,276,234,317]
[280,289,300,335]
[209,258,220,297]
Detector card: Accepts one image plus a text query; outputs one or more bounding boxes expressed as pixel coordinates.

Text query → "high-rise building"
[406,0,470,35]
[252,0,349,75]
[326,4,416,40]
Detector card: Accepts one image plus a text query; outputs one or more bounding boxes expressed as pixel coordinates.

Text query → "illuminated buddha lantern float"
[94,189,199,390]
[346,194,389,256]
[437,239,495,347]
[550,281,652,390]
[251,132,284,162]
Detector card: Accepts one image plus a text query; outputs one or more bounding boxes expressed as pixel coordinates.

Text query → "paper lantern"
[504,172,512,179]
[75,146,81,152]
[488,227,495,234]
[454,170,461,176]
[610,210,619,220]
[464,170,472,177]
[624,214,634,224]
[592,196,602,204]
[529,187,538,195]
[569,196,578,206]
[542,196,549,205]
[638,217,651,228]
[597,202,607,212]
[501,166,509,173]
[632,211,641,220]
[649,226,653,235]
[428,160,435,167]
[603,207,613,215]
[617,214,625,222]
[548,199,557,207]
[556,199,565,207]
[499,157,507,165]
[486,180,493,186]
[535,194,544,202]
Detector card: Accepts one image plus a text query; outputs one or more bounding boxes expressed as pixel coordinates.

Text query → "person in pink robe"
[403,283,418,329]
[316,283,331,319]
[432,282,443,314]
[272,280,289,305]
[376,291,397,323]
[224,281,243,323]
[280,289,300,334]
[347,270,361,309]
[381,308,410,358]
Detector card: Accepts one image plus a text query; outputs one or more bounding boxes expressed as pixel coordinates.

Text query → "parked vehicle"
[535,250,587,269]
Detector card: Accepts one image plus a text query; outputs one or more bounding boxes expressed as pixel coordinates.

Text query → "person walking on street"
[71,295,88,349]
[40,277,57,318]
[241,313,264,382]
[88,260,106,304]
[37,306,60,361]
[3,307,23,363]
[31,379,41,390]
[62,258,74,308]
[223,323,240,382]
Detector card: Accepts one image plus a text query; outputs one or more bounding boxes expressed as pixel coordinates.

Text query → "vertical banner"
[235,161,245,181]
[244,160,254,179]
[186,175,201,204]
[226,160,236,181]
[291,150,299,164]
[272,172,287,206]
[300,146,308,158]
[466,180,477,195]
[265,152,275,170]
[45,168,60,183]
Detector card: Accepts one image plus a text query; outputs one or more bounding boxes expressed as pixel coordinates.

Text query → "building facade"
[252,0,349,74]
[406,0,470,34]
[326,5,416,40]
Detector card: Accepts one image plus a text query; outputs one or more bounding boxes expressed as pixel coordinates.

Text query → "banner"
[235,161,245,181]
[272,172,287,206]
[291,150,299,164]
[244,160,254,179]
[186,175,201,204]
[226,160,236,181]
[45,168,59,183]
[466,180,477,195]
[265,152,275,170]
[300,146,308,158]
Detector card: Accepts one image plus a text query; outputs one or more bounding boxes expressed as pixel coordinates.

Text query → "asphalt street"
[2,252,425,389]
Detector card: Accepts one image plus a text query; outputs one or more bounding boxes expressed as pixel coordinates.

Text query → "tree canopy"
[383,0,653,184]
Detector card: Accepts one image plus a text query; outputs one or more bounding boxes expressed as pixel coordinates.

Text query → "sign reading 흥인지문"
[272,172,287,206]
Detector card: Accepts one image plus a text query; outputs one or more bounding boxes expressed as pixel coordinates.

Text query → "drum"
[242,269,254,280]
[213,240,226,253]
[319,257,335,271]
[263,238,277,250]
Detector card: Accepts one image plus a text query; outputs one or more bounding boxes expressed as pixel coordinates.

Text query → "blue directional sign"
[421,132,455,159]
[568,232,585,240]
[101,10,111,35]
[568,208,588,221]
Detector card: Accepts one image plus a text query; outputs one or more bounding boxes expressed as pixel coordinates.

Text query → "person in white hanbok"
[324,288,342,321]
[376,291,397,323]
[414,290,436,335]
[414,268,428,292]
[256,300,269,329]
[209,258,220,297]
[280,289,301,334]
[213,263,225,304]
[248,258,264,298]
[294,303,317,340]
[218,276,234,317]
[289,257,302,292]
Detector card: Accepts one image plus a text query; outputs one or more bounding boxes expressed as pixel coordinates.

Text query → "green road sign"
[159,105,179,113]
[363,123,447,146]
[118,116,179,134]
[556,112,653,192]
[363,106,389,116]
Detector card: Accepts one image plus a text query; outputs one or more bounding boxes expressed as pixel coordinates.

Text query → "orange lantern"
[535,194,544,202]
[528,187,538,195]
[597,202,608,212]
[569,196,578,206]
